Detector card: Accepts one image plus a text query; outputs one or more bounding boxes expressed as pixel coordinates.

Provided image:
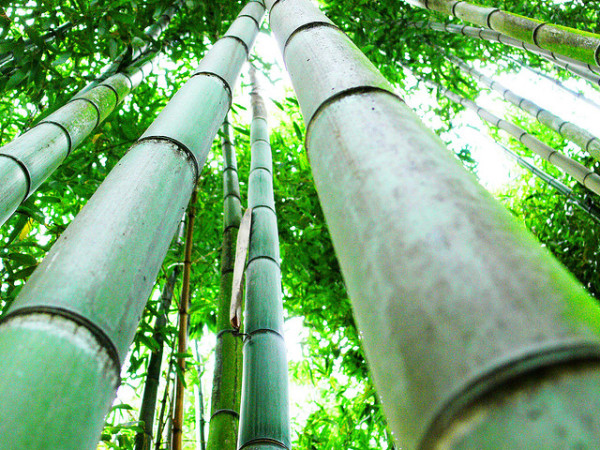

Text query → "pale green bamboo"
[416,21,600,85]
[405,0,600,67]
[0,53,155,227]
[206,116,245,450]
[267,0,600,448]
[237,66,290,450]
[447,54,600,161]
[0,3,264,449]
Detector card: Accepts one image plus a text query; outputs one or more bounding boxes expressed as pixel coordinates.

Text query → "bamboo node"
[485,8,500,29]
[532,22,548,48]
[0,153,32,203]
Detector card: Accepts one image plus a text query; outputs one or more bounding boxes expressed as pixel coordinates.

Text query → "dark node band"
[0,153,32,203]
[210,409,240,422]
[39,120,73,155]
[70,96,102,129]
[136,136,200,180]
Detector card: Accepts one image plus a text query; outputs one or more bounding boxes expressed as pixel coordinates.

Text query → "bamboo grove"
[1,0,600,449]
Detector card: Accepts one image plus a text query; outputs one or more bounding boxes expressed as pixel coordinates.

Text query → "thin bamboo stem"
[405,0,600,67]
[193,340,207,450]
[267,0,600,448]
[0,3,264,448]
[415,21,600,85]
[237,64,290,450]
[447,54,600,161]
[173,189,197,450]
[155,360,176,450]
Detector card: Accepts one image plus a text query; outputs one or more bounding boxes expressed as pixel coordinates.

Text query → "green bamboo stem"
[173,189,197,450]
[416,21,600,85]
[0,3,263,449]
[405,0,600,67]
[429,79,600,196]
[134,262,182,450]
[267,0,600,448]
[193,340,207,450]
[0,53,155,228]
[155,360,176,450]
[447,54,600,161]
[237,65,290,450]
[206,117,245,450]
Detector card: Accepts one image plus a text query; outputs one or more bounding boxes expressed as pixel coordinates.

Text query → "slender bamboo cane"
[480,133,600,223]
[237,65,290,450]
[155,360,176,450]
[428,78,600,196]
[173,189,197,450]
[193,340,207,450]
[206,117,245,450]
[0,22,74,74]
[0,52,155,227]
[0,3,264,449]
[415,21,600,85]
[506,56,600,110]
[447,54,600,161]
[267,0,600,448]
[404,0,600,67]
[134,262,182,450]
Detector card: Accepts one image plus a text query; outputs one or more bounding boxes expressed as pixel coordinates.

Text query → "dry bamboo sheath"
[417,21,600,86]
[428,79,600,197]
[405,0,600,67]
[237,65,291,450]
[0,2,264,449]
[266,0,600,448]
[0,0,186,230]
[447,54,600,161]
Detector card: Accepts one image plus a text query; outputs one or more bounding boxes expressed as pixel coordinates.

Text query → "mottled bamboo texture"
[419,21,600,86]
[206,118,245,450]
[238,67,291,450]
[0,2,264,449]
[448,55,600,161]
[267,0,600,449]
[134,264,182,450]
[434,81,600,196]
[0,56,154,227]
[405,0,600,67]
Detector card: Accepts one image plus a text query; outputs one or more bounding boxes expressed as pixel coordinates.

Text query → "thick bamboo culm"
[267,0,600,448]
[447,54,600,161]
[430,80,600,196]
[0,2,264,449]
[206,117,244,450]
[404,0,600,67]
[173,190,197,450]
[417,21,600,85]
[0,53,156,227]
[134,260,183,450]
[237,66,291,450]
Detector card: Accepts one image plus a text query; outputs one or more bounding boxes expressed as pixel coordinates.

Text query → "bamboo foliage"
[206,117,245,450]
[237,66,290,450]
[416,21,600,86]
[266,0,600,448]
[404,0,600,67]
[0,2,264,448]
[0,53,155,227]
[447,54,600,161]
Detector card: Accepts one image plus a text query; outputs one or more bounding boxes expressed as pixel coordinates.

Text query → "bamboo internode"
[267,0,600,448]
[405,0,600,67]
[238,66,291,450]
[447,54,600,161]
[0,2,264,448]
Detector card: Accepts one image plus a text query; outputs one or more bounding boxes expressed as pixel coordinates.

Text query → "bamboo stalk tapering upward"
[266,0,600,448]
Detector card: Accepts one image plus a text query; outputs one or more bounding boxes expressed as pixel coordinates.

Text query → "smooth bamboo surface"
[267,0,600,448]
[448,54,600,161]
[238,66,290,450]
[0,3,264,448]
[405,0,600,67]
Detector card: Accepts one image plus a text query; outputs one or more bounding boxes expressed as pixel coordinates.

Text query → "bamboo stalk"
[134,261,182,450]
[0,52,156,227]
[206,117,245,450]
[237,65,290,450]
[428,78,600,196]
[267,0,600,448]
[173,190,197,450]
[193,340,207,450]
[0,3,264,448]
[155,360,176,450]
[405,0,600,67]
[447,54,600,161]
[415,21,600,85]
